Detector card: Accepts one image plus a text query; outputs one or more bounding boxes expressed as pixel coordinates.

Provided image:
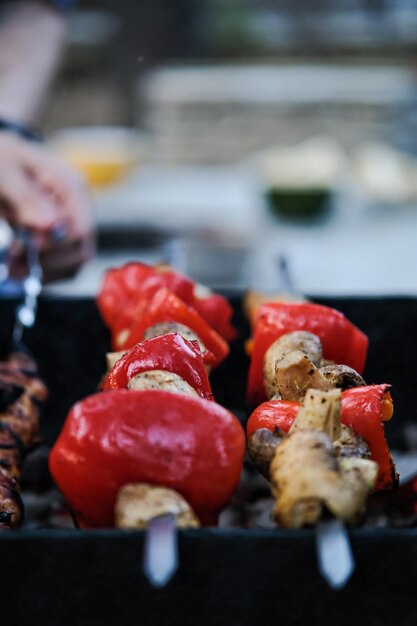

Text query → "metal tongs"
[0,227,43,348]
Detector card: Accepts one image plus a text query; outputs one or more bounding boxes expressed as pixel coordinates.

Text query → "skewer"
[143,514,179,588]
[316,518,355,589]
[276,253,356,590]
[276,254,294,293]
[393,452,417,486]
[12,228,43,345]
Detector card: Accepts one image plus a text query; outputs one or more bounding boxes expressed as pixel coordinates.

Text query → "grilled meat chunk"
[127,370,199,397]
[274,351,334,402]
[263,332,323,399]
[115,483,200,529]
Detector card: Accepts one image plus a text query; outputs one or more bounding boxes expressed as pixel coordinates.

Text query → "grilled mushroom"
[319,364,366,390]
[247,428,284,479]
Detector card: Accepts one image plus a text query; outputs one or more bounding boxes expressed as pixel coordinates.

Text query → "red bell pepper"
[246,385,395,491]
[97,262,236,342]
[103,333,213,400]
[246,400,299,438]
[49,389,245,527]
[247,302,369,405]
[97,263,155,327]
[341,385,395,491]
[118,287,229,368]
[97,262,195,329]
[193,294,237,342]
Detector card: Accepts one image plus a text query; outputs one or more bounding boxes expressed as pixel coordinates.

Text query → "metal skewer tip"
[316,519,355,590]
[143,514,178,588]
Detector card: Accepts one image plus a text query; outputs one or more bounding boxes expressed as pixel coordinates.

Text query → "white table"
[36,164,417,296]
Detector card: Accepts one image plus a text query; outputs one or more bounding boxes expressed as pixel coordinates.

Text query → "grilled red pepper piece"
[246,384,395,490]
[119,287,229,368]
[103,333,213,400]
[49,389,245,527]
[97,262,236,341]
[98,263,195,335]
[247,302,369,405]
[193,294,237,342]
[341,385,395,490]
[246,400,299,438]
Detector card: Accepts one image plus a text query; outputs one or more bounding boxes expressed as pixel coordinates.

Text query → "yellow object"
[48,126,146,188]
[63,151,136,187]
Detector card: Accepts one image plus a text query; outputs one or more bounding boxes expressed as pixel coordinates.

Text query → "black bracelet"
[0,118,43,143]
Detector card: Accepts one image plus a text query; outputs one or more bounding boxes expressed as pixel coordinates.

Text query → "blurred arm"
[0,2,66,125]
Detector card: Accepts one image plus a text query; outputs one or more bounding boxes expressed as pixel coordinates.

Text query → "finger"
[21,146,93,240]
[39,234,94,283]
[0,166,59,231]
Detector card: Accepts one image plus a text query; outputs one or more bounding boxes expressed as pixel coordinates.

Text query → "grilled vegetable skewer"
[269,389,378,527]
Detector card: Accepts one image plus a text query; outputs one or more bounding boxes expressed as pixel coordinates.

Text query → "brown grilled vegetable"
[319,364,366,390]
[247,428,284,479]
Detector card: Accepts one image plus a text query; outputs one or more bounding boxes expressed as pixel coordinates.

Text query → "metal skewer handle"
[143,514,178,588]
[12,228,43,345]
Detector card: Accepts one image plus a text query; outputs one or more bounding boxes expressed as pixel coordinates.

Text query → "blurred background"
[30,0,417,293]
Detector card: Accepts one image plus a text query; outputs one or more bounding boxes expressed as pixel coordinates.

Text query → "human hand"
[0,133,94,281]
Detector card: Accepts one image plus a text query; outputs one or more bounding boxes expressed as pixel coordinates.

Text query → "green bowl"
[266,187,330,219]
